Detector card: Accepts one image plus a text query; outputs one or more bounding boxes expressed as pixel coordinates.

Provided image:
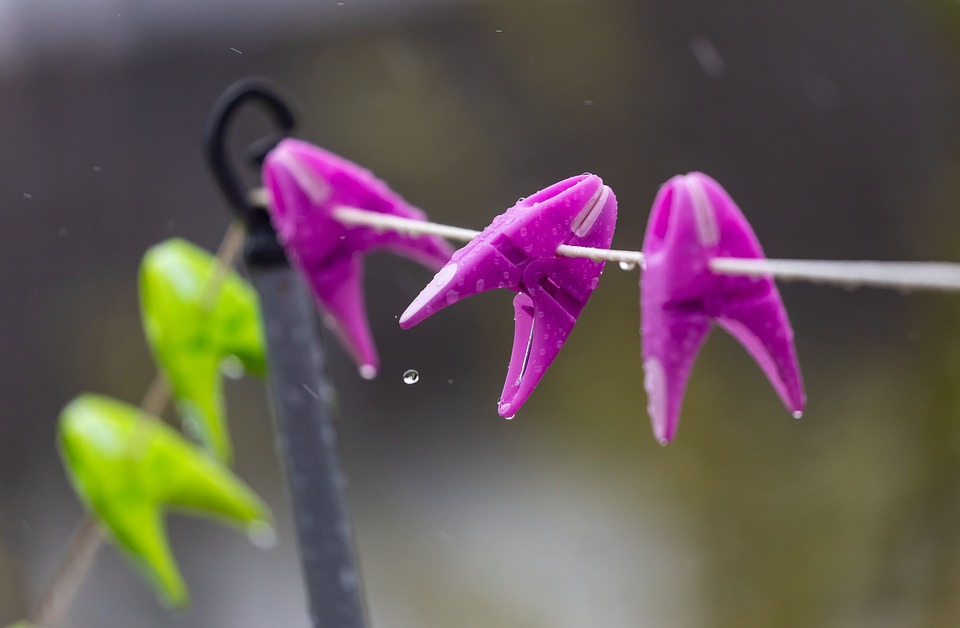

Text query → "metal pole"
[205,78,368,628]
[247,252,369,628]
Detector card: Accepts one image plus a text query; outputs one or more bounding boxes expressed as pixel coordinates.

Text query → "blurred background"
[3,0,960,626]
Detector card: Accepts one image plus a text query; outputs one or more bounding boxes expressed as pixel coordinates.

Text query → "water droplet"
[339,567,359,593]
[792,411,803,419]
[619,261,637,271]
[403,369,420,384]
[503,414,515,421]
[220,355,245,380]
[247,521,277,548]
[358,364,377,380]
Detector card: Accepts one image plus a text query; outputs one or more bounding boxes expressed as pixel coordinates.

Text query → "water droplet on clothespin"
[403,369,420,384]
[220,355,246,380]
[247,521,277,549]
[618,261,637,271]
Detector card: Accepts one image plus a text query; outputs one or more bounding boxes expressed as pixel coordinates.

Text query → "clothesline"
[249,187,960,292]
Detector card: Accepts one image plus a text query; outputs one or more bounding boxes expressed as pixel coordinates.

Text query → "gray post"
[249,260,368,628]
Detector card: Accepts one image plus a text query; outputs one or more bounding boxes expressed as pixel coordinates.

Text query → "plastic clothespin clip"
[400,174,618,417]
[640,172,805,444]
[58,394,271,607]
[262,138,455,378]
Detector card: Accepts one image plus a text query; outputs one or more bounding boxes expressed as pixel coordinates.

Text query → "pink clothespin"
[641,172,805,444]
[262,138,455,378]
[400,174,618,417]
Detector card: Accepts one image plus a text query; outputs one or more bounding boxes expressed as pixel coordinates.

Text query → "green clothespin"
[58,394,271,607]
[139,238,265,462]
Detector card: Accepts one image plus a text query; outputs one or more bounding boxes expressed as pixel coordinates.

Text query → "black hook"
[205,78,297,266]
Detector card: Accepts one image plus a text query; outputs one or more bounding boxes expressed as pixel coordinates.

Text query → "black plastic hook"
[205,78,297,266]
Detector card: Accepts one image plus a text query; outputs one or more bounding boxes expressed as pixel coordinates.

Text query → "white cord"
[709,258,960,291]
[252,189,960,292]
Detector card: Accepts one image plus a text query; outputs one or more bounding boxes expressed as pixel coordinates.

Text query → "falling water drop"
[403,369,420,384]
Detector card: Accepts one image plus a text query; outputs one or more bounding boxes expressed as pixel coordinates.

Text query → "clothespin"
[400,174,618,418]
[641,172,805,444]
[58,394,271,607]
[262,138,454,378]
[139,238,265,463]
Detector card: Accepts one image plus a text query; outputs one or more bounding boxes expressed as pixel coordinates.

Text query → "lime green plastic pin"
[139,238,265,462]
[58,394,272,607]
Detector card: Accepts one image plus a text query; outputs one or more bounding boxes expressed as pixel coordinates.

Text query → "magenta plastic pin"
[640,172,805,444]
[262,138,454,378]
[400,174,618,418]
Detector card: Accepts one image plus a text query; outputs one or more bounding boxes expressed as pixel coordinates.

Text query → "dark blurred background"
[3,0,960,626]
